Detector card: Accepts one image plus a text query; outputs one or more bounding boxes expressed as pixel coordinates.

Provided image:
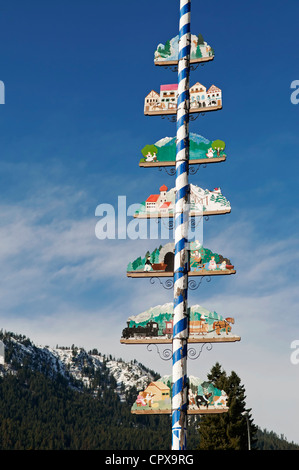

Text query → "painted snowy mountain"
[159,375,204,388]
[154,34,214,63]
[134,183,231,217]
[127,303,229,334]
[140,133,226,163]
[155,133,210,148]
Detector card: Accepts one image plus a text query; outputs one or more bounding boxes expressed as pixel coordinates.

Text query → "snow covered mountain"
[0,331,155,402]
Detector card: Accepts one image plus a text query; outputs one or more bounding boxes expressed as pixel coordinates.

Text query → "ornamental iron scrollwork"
[147,344,173,361]
[189,163,207,175]
[161,115,177,123]
[162,65,178,73]
[187,343,212,360]
[158,166,176,176]
[150,277,174,290]
[155,217,174,229]
[188,276,211,290]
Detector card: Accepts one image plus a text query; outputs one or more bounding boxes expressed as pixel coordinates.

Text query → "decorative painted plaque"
[121,302,240,344]
[139,132,226,167]
[144,82,222,116]
[154,33,214,66]
[134,184,230,219]
[127,241,236,277]
[131,376,228,415]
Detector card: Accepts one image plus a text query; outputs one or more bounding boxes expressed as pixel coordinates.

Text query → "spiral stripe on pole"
[171,0,191,451]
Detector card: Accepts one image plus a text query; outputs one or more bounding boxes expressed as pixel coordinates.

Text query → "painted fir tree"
[197,363,257,450]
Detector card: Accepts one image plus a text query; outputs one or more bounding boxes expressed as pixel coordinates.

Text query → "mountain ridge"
[0,329,298,450]
[0,330,156,402]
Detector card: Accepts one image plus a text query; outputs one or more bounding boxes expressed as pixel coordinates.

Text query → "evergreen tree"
[197,33,205,45]
[196,45,202,59]
[164,39,171,56]
[197,363,257,450]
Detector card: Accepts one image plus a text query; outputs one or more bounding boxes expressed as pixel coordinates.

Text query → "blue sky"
[0,0,299,445]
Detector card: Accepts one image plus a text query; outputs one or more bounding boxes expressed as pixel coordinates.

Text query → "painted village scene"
[154,33,214,66]
[134,183,231,218]
[125,12,236,429]
[139,132,226,167]
[121,302,240,344]
[127,241,236,277]
[144,82,222,116]
[131,376,228,415]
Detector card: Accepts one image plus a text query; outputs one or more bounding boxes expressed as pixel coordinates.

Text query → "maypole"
[121,0,239,454]
[172,0,191,451]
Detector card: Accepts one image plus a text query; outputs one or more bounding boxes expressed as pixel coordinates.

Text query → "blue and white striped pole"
[172,0,191,451]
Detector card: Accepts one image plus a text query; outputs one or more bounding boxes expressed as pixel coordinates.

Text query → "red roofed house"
[144,82,221,114]
[145,194,160,211]
[160,84,178,110]
[160,201,172,214]
[145,185,172,212]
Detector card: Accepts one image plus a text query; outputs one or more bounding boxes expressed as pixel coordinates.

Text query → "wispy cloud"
[0,167,298,444]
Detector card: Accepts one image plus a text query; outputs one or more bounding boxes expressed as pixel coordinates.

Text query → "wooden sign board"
[139,133,226,167]
[154,33,214,66]
[131,376,228,415]
[127,241,236,277]
[134,184,231,219]
[144,82,222,116]
[121,302,240,344]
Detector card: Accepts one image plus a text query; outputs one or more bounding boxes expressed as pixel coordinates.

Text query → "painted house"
[144,82,222,115]
[190,83,222,109]
[207,85,222,107]
[160,84,178,109]
[144,381,170,401]
[131,376,229,414]
[190,82,207,109]
[144,90,160,113]
[145,184,173,213]
[136,184,230,218]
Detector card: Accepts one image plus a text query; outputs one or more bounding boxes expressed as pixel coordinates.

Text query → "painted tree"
[141,144,158,160]
[211,139,226,157]
[197,363,257,450]
[215,193,230,207]
[157,39,171,58]
[164,39,171,56]
[195,33,204,59]
[195,44,202,59]
[197,33,205,45]
[132,257,143,271]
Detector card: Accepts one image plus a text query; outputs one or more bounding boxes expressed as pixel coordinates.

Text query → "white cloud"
[0,177,298,444]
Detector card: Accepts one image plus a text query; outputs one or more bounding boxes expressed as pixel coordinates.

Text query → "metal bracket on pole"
[161,115,177,122]
[149,277,174,290]
[146,344,173,361]
[158,166,176,176]
[187,343,213,360]
[146,343,213,362]
[188,276,212,290]
[188,163,207,175]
